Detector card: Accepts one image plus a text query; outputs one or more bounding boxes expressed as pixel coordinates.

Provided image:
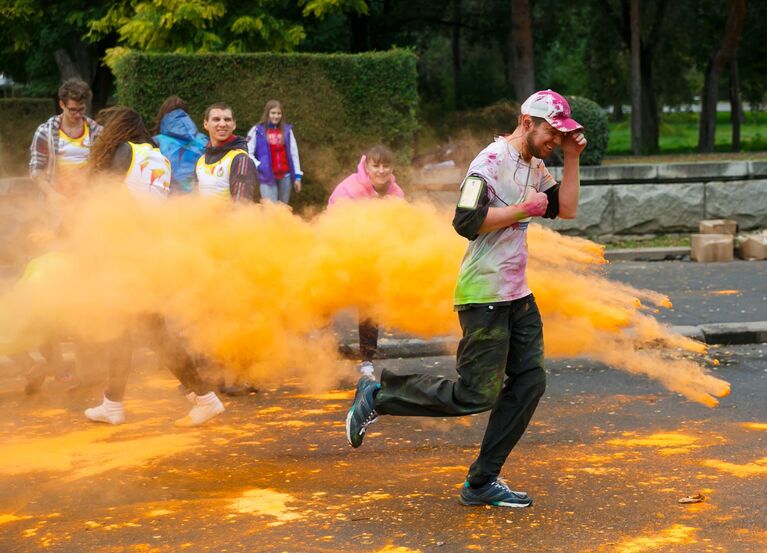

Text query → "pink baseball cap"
[520,90,583,132]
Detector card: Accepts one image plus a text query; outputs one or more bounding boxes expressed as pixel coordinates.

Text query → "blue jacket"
[154,109,208,193]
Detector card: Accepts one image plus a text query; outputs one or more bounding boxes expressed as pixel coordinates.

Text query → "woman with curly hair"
[84,106,225,427]
[88,106,172,198]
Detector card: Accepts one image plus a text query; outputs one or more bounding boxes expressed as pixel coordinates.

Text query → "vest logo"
[215,164,225,178]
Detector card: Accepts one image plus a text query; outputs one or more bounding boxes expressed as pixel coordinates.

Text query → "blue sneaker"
[345,375,380,448]
[459,478,532,508]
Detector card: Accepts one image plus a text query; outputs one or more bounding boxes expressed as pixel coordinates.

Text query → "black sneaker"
[459,478,532,508]
[345,375,380,448]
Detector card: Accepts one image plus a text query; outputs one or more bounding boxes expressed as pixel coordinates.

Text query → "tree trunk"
[510,0,535,101]
[54,49,81,81]
[91,63,113,113]
[639,46,659,154]
[630,0,642,155]
[697,0,745,153]
[729,55,741,152]
[452,0,463,110]
[349,12,371,52]
[612,103,624,122]
[599,0,667,154]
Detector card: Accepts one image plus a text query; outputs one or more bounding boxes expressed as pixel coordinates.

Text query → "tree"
[629,0,641,155]
[509,0,535,101]
[697,0,745,153]
[0,0,370,102]
[738,1,767,112]
[597,0,671,154]
[88,0,310,65]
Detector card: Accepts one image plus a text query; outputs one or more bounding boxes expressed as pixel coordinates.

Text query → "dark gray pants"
[375,294,546,487]
[105,316,209,402]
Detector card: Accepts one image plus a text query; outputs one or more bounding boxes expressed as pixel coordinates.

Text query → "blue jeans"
[260,176,293,204]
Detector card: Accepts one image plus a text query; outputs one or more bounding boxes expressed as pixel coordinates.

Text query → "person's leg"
[374,305,510,417]
[346,305,510,448]
[85,334,132,424]
[152,317,225,427]
[103,334,133,402]
[154,329,209,396]
[276,176,292,204]
[358,317,379,376]
[466,295,546,488]
[259,184,279,203]
[19,351,43,395]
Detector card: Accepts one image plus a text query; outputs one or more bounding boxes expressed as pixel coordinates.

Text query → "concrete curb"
[605,247,690,261]
[342,321,767,359]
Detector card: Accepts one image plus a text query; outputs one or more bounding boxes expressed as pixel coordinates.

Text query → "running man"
[345,90,587,508]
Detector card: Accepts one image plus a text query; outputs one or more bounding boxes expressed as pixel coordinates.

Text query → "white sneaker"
[85,395,126,425]
[175,392,225,427]
[359,361,375,377]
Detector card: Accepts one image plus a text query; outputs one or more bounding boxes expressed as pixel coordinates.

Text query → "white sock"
[102,395,124,410]
[359,361,375,376]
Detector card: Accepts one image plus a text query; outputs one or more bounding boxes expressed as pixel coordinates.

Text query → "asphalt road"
[0,344,765,552]
[603,260,767,326]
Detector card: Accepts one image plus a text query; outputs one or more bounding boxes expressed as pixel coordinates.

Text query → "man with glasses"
[29,78,103,201]
[23,79,103,395]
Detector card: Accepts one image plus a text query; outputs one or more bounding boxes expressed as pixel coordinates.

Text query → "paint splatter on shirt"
[453,138,557,306]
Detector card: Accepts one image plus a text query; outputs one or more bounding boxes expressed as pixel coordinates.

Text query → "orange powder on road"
[703,457,767,478]
[613,524,698,553]
[0,187,728,406]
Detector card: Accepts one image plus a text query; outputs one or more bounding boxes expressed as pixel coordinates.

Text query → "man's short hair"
[518,114,548,128]
[204,102,235,121]
[58,78,92,104]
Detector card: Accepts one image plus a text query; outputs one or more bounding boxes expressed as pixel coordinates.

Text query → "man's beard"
[526,131,549,159]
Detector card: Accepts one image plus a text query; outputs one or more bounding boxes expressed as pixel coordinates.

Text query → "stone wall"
[543,161,767,237]
[410,160,767,238]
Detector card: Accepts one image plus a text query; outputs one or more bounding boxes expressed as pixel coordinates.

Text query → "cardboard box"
[691,233,733,262]
[738,232,767,260]
[699,219,738,235]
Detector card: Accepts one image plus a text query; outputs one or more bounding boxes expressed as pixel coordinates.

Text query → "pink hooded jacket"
[327,155,405,205]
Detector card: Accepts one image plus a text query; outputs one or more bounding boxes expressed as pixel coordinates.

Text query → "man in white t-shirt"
[345,90,587,509]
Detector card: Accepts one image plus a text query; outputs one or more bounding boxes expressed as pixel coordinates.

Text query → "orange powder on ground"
[0,187,728,405]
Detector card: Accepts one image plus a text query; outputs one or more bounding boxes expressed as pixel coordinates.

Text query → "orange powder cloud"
[0,187,728,405]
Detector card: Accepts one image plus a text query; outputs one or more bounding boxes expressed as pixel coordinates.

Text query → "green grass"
[608,111,767,155]
[604,235,691,250]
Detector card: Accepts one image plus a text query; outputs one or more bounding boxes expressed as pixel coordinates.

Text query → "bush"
[565,95,609,166]
[543,96,609,167]
[0,98,56,177]
[113,51,419,202]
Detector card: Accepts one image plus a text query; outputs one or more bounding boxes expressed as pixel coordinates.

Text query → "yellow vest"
[125,142,171,198]
[195,149,249,200]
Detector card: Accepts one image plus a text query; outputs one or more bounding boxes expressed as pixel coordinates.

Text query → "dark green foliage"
[113,50,418,200]
[289,179,330,215]
[0,98,56,177]
[566,96,609,166]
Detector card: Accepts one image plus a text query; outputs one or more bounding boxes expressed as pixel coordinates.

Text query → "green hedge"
[0,98,56,177]
[566,96,609,166]
[113,51,419,195]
